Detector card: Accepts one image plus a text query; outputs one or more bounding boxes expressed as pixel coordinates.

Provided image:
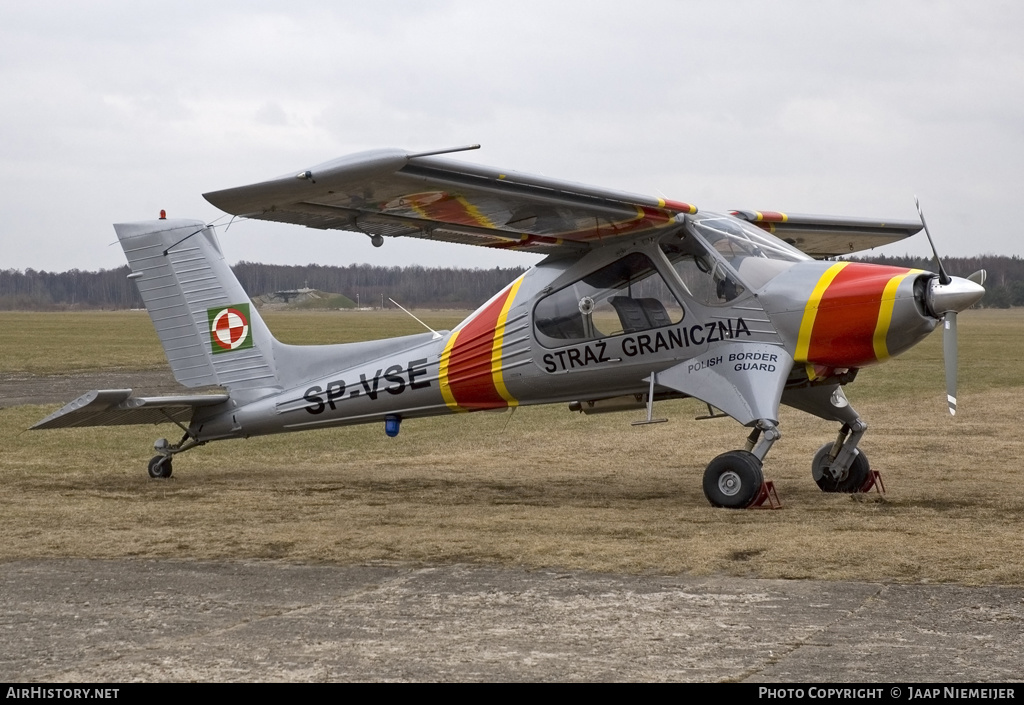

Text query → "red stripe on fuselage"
[446,288,512,409]
[807,263,913,367]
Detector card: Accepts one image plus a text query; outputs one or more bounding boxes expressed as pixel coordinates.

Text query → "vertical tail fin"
[115,218,279,391]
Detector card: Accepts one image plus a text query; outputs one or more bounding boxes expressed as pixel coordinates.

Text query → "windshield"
[661,213,809,302]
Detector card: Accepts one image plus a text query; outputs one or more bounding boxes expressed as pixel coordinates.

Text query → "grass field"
[0,309,469,374]
[2,309,1022,585]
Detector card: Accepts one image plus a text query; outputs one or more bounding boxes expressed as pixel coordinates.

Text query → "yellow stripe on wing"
[457,196,497,229]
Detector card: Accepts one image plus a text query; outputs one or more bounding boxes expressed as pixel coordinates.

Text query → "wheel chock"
[750,480,782,509]
[859,470,885,495]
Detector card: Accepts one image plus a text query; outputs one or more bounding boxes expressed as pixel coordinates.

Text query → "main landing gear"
[700,383,879,507]
[702,419,780,509]
[703,450,764,508]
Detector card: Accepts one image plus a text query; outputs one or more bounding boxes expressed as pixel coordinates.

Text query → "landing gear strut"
[782,384,874,494]
[812,443,870,492]
[811,419,871,492]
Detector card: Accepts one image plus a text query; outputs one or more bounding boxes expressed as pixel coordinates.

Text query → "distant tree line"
[0,267,142,310]
[845,254,1024,308]
[231,261,527,309]
[0,262,528,311]
[2,255,1022,311]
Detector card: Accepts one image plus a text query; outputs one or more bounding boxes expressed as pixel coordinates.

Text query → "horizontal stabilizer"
[31,389,229,429]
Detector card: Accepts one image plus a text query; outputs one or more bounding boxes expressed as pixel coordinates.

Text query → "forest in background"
[1,255,1022,311]
[0,262,529,311]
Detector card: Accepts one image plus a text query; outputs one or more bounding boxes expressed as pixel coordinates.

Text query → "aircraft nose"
[927,276,986,317]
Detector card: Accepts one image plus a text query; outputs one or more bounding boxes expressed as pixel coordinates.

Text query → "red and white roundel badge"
[210,307,250,351]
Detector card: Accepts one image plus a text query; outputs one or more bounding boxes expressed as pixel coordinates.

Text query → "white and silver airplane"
[33,146,985,508]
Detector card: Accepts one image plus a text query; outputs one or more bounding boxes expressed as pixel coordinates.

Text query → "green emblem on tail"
[208,303,253,354]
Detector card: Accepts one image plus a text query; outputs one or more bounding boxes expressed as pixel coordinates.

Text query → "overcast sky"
[2,1,1021,273]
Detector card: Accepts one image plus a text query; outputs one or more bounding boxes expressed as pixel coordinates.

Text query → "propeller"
[915,197,986,415]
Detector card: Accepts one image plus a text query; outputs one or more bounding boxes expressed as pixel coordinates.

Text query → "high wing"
[203,148,696,256]
[730,210,923,259]
[31,390,229,429]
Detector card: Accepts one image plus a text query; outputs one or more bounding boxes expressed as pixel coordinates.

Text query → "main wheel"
[812,443,869,492]
[147,455,173,479]
[702,451,764,509]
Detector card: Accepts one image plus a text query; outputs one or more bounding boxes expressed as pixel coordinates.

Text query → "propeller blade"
[944,311,958,416]
[914,198,983,416]
[915,196,952,285]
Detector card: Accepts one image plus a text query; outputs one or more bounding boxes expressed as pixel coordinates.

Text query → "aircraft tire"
[812,444,869,492]
[702,451,764,509]
[147,455,173,479]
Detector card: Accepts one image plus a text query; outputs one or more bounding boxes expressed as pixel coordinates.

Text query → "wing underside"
[31,390,229,429]
[730,210,922,258]
[203,148,697,256]
[203,147,921,258]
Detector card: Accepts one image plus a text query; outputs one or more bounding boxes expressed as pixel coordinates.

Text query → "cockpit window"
[661,213,809,303]
[661,225,747,305]
[534,252,684,346]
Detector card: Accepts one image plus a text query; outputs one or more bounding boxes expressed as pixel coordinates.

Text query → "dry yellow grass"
[0,309,467,373]
[1,309,1022,585]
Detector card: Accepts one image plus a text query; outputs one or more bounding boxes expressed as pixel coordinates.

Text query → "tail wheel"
[812,443,869,492]
[147,455,173,479]
[702,451,764,509]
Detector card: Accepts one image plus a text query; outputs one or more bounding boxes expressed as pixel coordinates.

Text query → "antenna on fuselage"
[388,298,442,340]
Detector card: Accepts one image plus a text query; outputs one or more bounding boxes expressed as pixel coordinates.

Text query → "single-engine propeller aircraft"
[32,146,986,508]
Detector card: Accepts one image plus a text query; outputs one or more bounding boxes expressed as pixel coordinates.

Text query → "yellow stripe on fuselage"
[491,275,524,406]
[795,262,849,362]
[438,329,463,412]
[872,270,922,361]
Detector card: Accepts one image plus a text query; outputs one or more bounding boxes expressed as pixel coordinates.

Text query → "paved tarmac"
[1,559,1022,682]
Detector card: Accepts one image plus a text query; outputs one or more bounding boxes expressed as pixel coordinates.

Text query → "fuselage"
[194,211,956,442]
